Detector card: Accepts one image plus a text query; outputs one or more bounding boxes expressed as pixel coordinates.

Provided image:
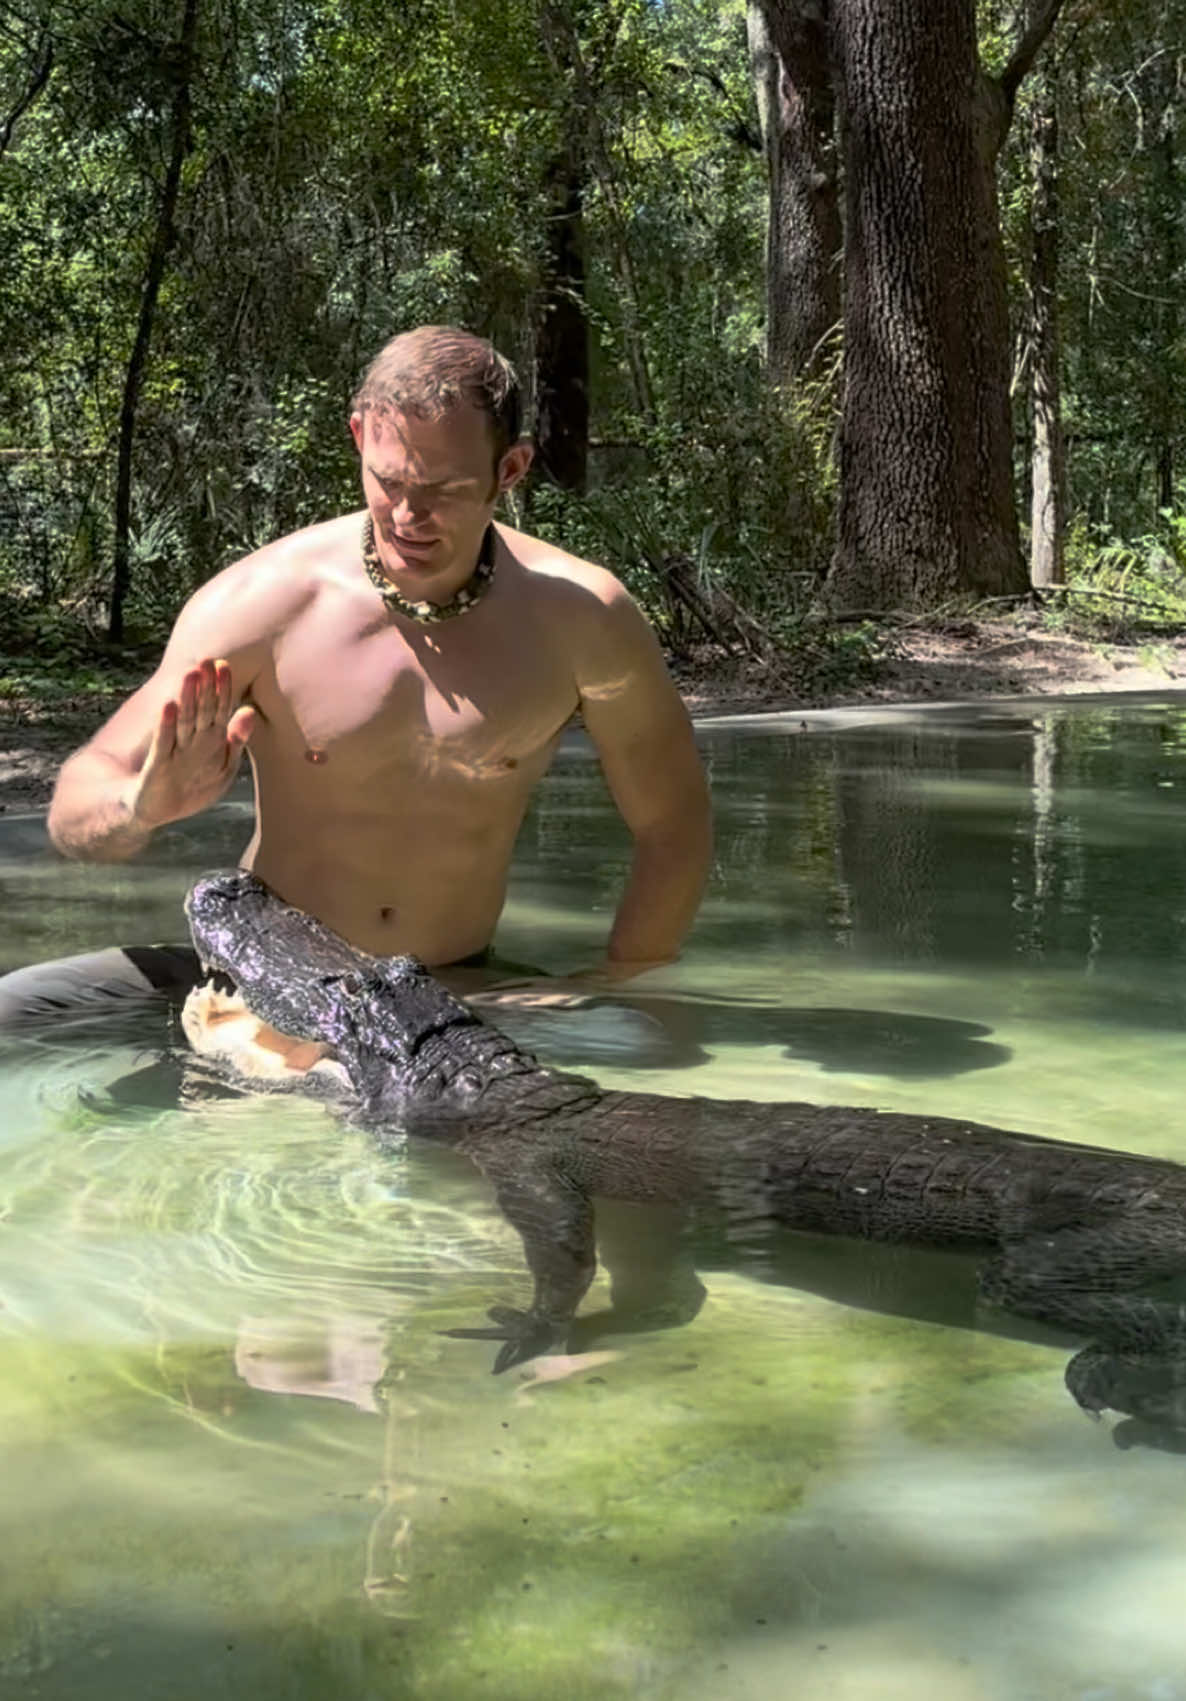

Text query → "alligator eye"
[453,1069,482,1100]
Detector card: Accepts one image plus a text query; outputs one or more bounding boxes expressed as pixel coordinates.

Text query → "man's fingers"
[176,659,223,740]
[212,659,234,726]
[469,980,597,1011]
[226,705,256,750]
[145,699,179,767]
[169,659,244,752]
[192,659,220,734]
[174,667,199,746]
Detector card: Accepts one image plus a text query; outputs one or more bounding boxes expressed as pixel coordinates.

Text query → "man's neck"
[362,518,497,624]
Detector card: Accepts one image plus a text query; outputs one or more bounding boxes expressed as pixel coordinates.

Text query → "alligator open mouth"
[183,869,505,1111]
[180,980,341,1082]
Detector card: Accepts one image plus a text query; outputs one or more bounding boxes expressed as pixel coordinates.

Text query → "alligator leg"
[441,1167,598,1373]
[559,1201,708,1351]
[979,1221,1186,1438]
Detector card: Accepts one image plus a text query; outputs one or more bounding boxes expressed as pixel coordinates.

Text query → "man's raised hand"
[129,659,256,830]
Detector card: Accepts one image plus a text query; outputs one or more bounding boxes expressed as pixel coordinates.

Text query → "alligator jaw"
[183,870,505,1114]
[184,870,397,1053]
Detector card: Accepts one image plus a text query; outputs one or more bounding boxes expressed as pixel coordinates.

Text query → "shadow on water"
[54,999,1011,1120]
[19,1026,1102,1454]
[479,998,1012,1079]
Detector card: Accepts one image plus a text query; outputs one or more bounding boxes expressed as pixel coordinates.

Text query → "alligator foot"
[1111,1418,1186,1454]
[1066,1343,1186,1441]
[440,1306,569,1374]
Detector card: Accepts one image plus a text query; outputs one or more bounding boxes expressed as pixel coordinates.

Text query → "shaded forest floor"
[4,615,1186,815]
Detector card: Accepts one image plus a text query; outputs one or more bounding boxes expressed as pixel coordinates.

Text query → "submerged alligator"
[186,869,1186,1444]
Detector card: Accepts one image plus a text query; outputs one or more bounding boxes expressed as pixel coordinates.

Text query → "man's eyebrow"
[366,463,477,488]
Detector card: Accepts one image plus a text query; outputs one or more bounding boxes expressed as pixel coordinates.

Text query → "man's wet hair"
[352,326,522,461]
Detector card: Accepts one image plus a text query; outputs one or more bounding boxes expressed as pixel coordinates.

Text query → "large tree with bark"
[823,0,1065,611]
[747,0,841,385]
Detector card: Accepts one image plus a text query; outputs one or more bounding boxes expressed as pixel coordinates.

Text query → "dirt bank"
[672,618,1186,719]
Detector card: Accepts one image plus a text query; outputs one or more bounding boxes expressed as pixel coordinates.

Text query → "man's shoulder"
[170,513,364,661]
[228,511,361,589]
[499,525,632,612]
[497,525,672,692]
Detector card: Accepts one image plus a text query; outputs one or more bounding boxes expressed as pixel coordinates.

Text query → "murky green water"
[4,695,1186,1699]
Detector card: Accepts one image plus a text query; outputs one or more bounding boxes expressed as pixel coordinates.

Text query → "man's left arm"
[574,579,713,977]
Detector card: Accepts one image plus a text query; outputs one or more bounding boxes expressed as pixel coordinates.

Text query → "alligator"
[185,868,1186,1446]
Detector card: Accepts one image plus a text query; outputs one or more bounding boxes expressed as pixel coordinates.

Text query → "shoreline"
[4,618,1186,816]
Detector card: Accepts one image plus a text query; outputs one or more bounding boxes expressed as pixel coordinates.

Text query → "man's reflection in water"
[234,1314,387,1413]
[226,1201,703,1613]
[232,1310,424,1604]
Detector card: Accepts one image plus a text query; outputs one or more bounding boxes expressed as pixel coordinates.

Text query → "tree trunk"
[108,0,199,642]
[748,0,842,384]
[1153,51,1180,518]
[824,0,1027,611]
[0,33,53,160]
[1029,70,1065,588]
[540,0,655,425]
[532,144,589,492]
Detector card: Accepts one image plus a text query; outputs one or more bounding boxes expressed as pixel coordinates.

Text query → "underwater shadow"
[530,1202,1184,1456]
[497,998,1012,1079]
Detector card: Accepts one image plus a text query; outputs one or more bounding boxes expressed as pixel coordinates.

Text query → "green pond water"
[4,695,1186,1699]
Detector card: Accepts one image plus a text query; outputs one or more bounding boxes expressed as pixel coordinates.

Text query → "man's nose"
[393,489,431,523]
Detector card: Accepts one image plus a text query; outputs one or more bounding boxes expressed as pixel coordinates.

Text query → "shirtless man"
[0,326,710,1026]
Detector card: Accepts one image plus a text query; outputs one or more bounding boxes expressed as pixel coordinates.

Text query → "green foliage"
[526,375,837,633]
[1051,510,1186,638]
[0,0,1180,672]
[0,590,152,706]
[997,0,1184,550]
[3,0,798,636]
[771,616,891,696]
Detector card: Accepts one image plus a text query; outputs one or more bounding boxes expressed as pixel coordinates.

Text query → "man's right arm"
[48,563,272,862]
[48,658,257,861]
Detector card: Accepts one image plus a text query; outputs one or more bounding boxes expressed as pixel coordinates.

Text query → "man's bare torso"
[45,356,709,1000]
[235,515,586,960]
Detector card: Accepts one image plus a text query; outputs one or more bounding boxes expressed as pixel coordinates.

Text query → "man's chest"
[256,606,578,783]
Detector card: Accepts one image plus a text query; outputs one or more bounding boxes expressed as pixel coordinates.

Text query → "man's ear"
[497,440,534,494]
[349,410,365,453]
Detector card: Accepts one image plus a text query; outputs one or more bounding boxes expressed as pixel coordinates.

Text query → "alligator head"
[184,870,529,1123]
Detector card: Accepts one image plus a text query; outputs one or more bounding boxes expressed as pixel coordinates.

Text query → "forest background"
[0,0,1183,725]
